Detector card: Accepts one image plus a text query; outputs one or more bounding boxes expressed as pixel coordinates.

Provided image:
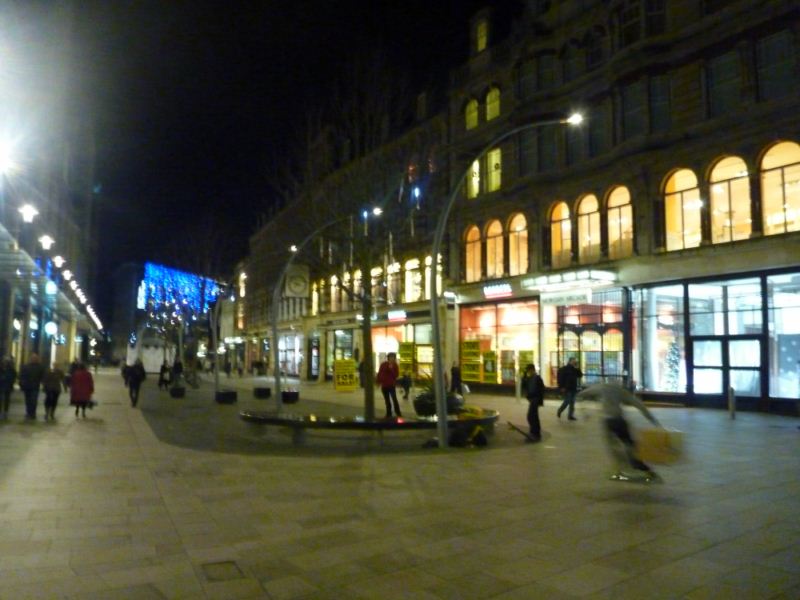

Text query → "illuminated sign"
[521,269,616,293]
[387,310,407,321]
[540,289,592,306]
[483,283,513,299]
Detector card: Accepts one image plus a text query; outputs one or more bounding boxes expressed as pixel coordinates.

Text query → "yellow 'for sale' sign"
[334,359,358,391]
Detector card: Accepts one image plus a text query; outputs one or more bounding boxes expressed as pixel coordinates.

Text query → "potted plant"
[412,377,464,417]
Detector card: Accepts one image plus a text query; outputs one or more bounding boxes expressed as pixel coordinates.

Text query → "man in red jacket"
[376,352,401,419]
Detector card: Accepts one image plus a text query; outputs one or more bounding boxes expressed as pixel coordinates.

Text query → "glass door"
[692,335,761,397]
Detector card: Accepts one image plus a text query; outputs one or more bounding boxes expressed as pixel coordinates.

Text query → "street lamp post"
[429,114,583,448]
[271,216,351,411]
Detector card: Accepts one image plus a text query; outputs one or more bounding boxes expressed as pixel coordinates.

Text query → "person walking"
[521,364,545,442]
[42,363,66,420]
[19,353,44,420]
[70,363,94,419]
[172,358,184,386]
[557,356,583,420]
[450,362,463,395]
[376,352,401,419]
[576,382,662,481]
[127,359,146,407]
[158,361,171,390]
[0,356,17,420]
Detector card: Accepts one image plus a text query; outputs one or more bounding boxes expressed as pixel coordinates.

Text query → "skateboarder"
[576,382,662,481]
[521,364,544,442]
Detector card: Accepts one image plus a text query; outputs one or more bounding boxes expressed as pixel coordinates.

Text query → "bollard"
[728,386,736,419]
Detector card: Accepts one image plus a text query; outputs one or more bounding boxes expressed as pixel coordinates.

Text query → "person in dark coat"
[557,356,583,420]
[42,364,66,420]
[19,353,45,420]
[158,361,171,390]
[70,363,94,418]
[521,364,544,442]
[127,359,146,407]
[172,359,184,385]
[121,363,130,387]
[450,362,463,395]
[0,356,17,420]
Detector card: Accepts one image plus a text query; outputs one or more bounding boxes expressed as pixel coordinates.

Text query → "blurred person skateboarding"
[577,382,662,482]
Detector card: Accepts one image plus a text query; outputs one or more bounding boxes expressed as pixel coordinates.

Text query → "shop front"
[278,331,304,377]
[632,269,800,413]
[370,309,434,381]
[458,271,624,389]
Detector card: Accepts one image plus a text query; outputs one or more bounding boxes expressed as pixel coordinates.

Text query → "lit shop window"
[607,186,633,259]
[664,169,702,251]
[465,99,479,131]
[710,156,751,243]
[487,148,502,192]
[404,259,422,303]
[486,220,504,279]
[465,226,482,283]
[508,213,528,276]
[486,87,500,121]
[761,141,800,236]
[468,159,480,198]
[577,194,601,264]
[550,201,572,268]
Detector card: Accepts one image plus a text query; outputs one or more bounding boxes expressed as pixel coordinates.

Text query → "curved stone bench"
[240,407,499,445]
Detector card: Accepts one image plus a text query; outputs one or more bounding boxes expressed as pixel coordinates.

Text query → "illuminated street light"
[38,235,55,250]
[18,204,38,223]
[429,113,585,447]
[289,244,298,253]
[372,207,383,216]
[62,269,72,281]
[564,112,584,125]
[53,255,65,268]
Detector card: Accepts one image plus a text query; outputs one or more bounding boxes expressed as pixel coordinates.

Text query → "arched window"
[486,220,504,279]
[607,186,633,259]
[468,159,480,198]
[465,99,479,130]
[709,156,752,243]
[761,141,800,235]
[508,213,528,276]
[486,87,500,121]
[664,169,702,251]
[329,275,339,312]
[465,226,482,282]
[577,195,601,264]
[404,259,422,303]
[550,202,572,268]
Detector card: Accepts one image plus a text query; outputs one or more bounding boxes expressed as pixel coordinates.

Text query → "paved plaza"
[0,369,798,599]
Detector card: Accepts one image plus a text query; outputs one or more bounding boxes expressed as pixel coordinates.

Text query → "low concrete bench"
[239,408,500,445]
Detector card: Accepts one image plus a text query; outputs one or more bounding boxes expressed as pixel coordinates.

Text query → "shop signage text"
[483,283,513,299]
[540,289,592,306]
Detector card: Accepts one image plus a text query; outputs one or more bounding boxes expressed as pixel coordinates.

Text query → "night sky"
[72,1,521,311]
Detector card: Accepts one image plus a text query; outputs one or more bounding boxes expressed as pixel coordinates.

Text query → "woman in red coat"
[70,363,94,418]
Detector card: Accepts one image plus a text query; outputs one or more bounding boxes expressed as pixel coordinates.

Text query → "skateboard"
[609,471,663,484]
[507,421,539,443]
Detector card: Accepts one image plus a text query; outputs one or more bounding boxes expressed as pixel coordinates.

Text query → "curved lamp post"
[429,113,584,448]
[271,217,347,410]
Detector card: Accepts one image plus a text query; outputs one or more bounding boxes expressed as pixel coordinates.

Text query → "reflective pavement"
[0,369,797,599]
